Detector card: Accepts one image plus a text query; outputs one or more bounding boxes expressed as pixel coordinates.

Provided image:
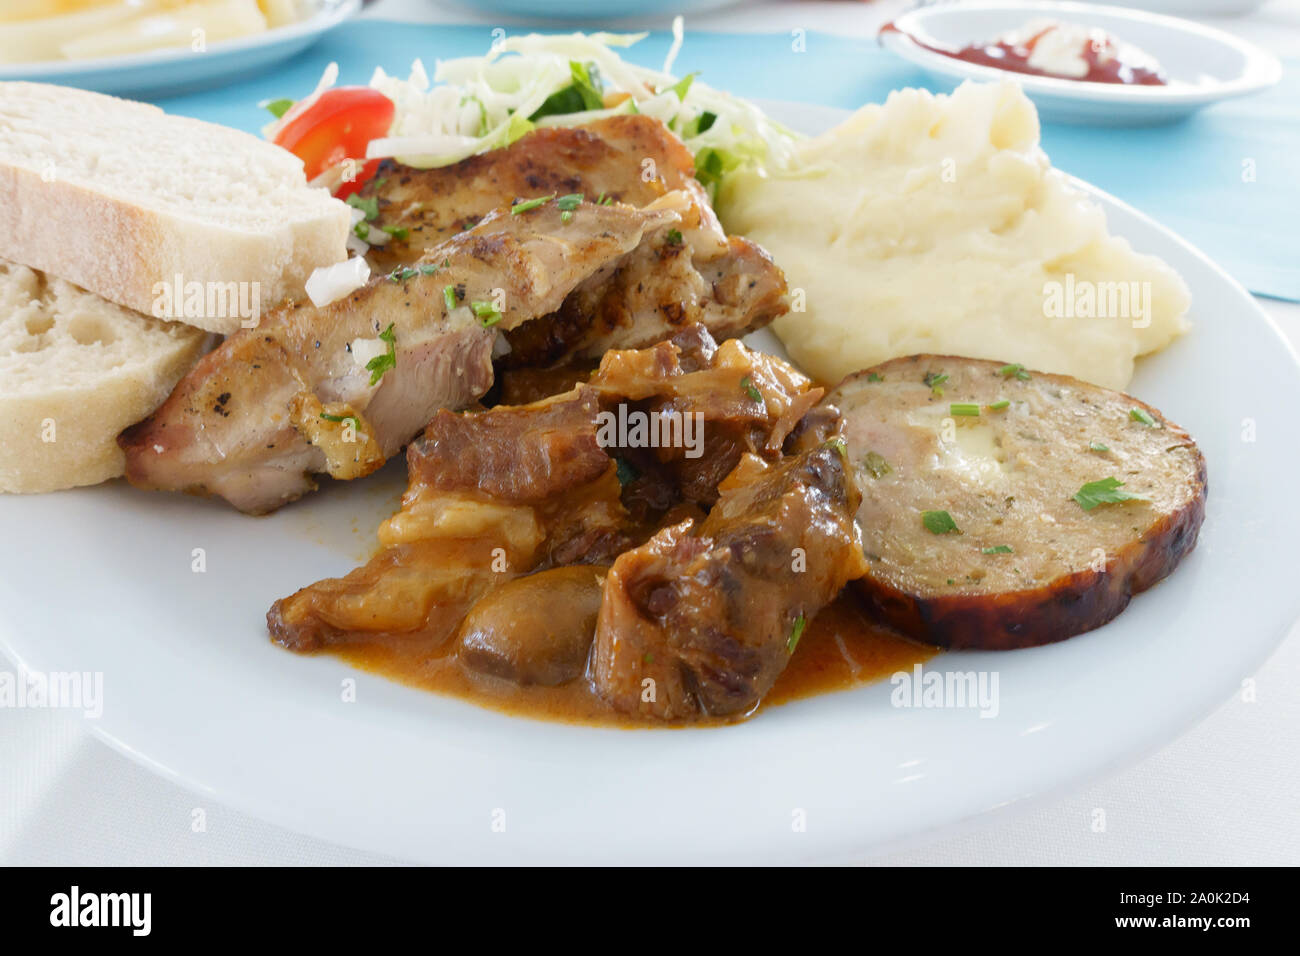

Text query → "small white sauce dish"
[879,0,1282,125]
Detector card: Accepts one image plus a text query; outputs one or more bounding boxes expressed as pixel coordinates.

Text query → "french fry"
[59,0,269,60]
[257,0,302,29]
[0,1,278,63]
[0,2,163,62]
[0,1,121,25]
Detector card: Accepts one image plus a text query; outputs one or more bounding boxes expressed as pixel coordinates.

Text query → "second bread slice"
[0,257,210,493]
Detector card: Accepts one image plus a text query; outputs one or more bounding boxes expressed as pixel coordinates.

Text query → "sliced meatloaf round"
[826,355,1206,649]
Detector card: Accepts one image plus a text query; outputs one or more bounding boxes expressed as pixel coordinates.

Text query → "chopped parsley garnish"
[442,285,458,310]
[666,228,684,246]
[664,71,699,101]
[346,194,379,220]
[614,457,639,486]
[824,437,848,458]
[365,324,396,386]
[470,300,502,327]
[923,371,949,396]
[740,375,763,402]
[596,192,614,205]
[981,545,1014,554]
[998,363,1031,381]
[381,224,409,241]
[863,451,892,479]
[787,614,806,654]
[417,263,440,276]
[1129,407,1157,427]
[511,193,555,215]
[557,192,583,224]
[386,266,417,283]
[319,411,361,431]
[988,399,1011,411]
[1089,441,1110,453]
[263,97,294,118]
[353,221,370,241]
[922,510,960,534]
[950,402,980,417]
[1072,476,1148,511]
[866,372,883,383]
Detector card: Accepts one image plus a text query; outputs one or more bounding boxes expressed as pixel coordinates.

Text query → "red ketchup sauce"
[880,21,1167,87]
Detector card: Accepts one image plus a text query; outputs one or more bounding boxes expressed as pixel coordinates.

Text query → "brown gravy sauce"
[328,592,934,728]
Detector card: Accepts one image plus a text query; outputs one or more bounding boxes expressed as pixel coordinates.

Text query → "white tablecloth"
[3,0,1298,866]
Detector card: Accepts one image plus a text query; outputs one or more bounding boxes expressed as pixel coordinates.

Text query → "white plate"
[2,100,1298,865]
[0,0,360,98]
[879,1,1281,125]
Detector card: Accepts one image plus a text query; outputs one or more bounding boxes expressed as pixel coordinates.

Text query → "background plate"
[449,0,736,20]
[0,0,361,98]
[0,102,1297,864]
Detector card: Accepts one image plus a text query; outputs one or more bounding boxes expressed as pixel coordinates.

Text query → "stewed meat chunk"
[591,442,868,720]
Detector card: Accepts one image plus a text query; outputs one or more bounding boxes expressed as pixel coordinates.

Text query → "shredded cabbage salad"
[281,18,803,203]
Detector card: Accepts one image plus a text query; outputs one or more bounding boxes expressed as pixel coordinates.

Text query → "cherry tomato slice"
[334,159,383,200]
[273,87,395,186]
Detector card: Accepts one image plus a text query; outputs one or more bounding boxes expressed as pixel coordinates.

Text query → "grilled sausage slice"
[825,355,1206,649]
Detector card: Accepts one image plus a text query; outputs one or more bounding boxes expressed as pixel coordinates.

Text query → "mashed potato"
[718,82,1189,390]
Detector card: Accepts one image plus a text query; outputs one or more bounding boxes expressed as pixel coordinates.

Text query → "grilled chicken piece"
[825,355,1207,649]
[591,443,868,721]
[268,387,629,651]
[359,115,789,363]
[362,115,700,268]
[502,227,787,368]
[120,199,681,514]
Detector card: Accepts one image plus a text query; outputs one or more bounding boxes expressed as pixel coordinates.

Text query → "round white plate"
[1,101,1297,865]
[879,1,1281,125]
[0,0,361,98]
[1115,1,1268,14]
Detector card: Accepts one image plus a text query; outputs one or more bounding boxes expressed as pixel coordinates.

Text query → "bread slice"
[0,81,350,334]
[822,355,1206,649]
[0,257,209,493]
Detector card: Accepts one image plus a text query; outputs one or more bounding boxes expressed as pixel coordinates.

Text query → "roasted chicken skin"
[120,199,681,514]
[361,115,789,365]
[365,114,712,268]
